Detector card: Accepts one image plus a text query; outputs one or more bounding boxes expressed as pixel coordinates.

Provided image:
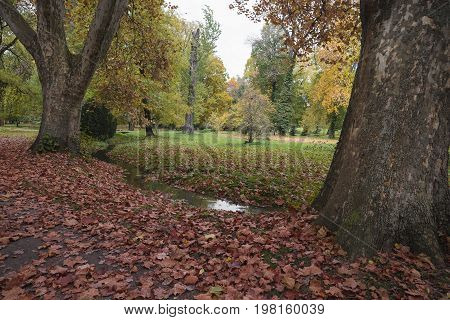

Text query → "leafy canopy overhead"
[230,0,360,56]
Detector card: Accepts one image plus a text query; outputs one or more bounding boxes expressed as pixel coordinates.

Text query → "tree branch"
[79,0,128,82]
[36,0,67,60]
[0,36,16,56]
[0,0,39,59]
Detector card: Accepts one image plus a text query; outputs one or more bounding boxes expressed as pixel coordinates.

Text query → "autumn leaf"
[209,286,224,297]
[282,276,296,290]
[325,286,344,298]
[184,275,199,285]
[194,293,212,300]
[298,265,322,276]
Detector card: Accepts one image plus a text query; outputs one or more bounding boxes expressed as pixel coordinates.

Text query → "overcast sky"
[170,0,263,78]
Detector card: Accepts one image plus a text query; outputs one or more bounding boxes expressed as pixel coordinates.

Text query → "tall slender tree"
[0,0,129,152]
[184,28,200,134]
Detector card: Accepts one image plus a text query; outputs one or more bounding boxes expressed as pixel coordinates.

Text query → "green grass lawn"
[0,124,39,138]
[109,129,335,208]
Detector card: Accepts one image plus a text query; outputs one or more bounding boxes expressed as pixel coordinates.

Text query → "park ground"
[0,126,448,299]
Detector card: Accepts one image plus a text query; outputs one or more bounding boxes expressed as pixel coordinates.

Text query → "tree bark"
[0,0,128,152]
[184,28,200,135]
[313,0,449,265]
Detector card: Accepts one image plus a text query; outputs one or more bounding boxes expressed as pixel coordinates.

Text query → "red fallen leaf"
[342,278,359,290]
[2,287,27,299]
[325,286,344,298]
[81,216,97,225]
[253,236,266,244]
[284,289,298,299]
[194,293,212,300]
[298,264,322,276]
[282,276,296,290]
[365,263,377,272]
[139,277,154,288]
[184,275,198,285]
[410,268,422,279]
[50,266,68,275]
[275,199,285,206]
[337,266,357,276]
[0,237,10,245]
[63,256,86,268]
[262,269,275,281]
[156,252,168,260]
[153,288,169,299]
[309,279,323,295]
[56,274,74,287]
[317,227,327,238]
[277,227,291,238]
[159,259,177,268]
[23,216,34,224]
[173,283,186,295]
[64,218,78,227]
[377,288,390,300]
[78,288,100,300]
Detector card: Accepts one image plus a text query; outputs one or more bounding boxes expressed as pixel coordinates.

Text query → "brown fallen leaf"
[282,276,296,290]
[194,293,212,300]
[184,275,199,285]
[309,279,323,295]
[342,278,359,290]
[299,264,322,276]
[325,286,344,298]
[78,288,100,300]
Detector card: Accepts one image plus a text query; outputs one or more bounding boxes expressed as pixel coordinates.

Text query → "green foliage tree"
[239,87,273,143]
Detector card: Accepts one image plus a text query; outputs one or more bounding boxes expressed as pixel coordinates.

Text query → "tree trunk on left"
[31,72,85,152]
[0,0,129,153]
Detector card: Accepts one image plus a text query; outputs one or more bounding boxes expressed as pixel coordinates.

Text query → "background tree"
[239,87,273,143]
[84,1,183,136]
[184,27,200,134]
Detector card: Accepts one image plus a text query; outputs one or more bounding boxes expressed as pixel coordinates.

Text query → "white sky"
[169,0,263,78]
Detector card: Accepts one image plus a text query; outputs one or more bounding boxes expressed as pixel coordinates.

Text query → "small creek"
[93,145,273,214]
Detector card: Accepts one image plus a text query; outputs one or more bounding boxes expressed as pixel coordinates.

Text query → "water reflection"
[94,147,271,214]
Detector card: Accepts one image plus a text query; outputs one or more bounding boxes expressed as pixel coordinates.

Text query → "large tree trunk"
[31,74,85,151]
[313,0,448,265]
[184,28,200,135]
[0,0,128,152]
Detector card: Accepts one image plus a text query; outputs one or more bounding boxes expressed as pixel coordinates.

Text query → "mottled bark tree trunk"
[313,1,449,265]
[184,28,200,135]
[0,0,128,152]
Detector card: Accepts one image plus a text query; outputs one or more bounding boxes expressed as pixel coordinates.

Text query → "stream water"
[93,146,272,214]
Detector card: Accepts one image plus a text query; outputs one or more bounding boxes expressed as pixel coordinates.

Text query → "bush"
[80,100,117,140]
[35,134,59,153]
